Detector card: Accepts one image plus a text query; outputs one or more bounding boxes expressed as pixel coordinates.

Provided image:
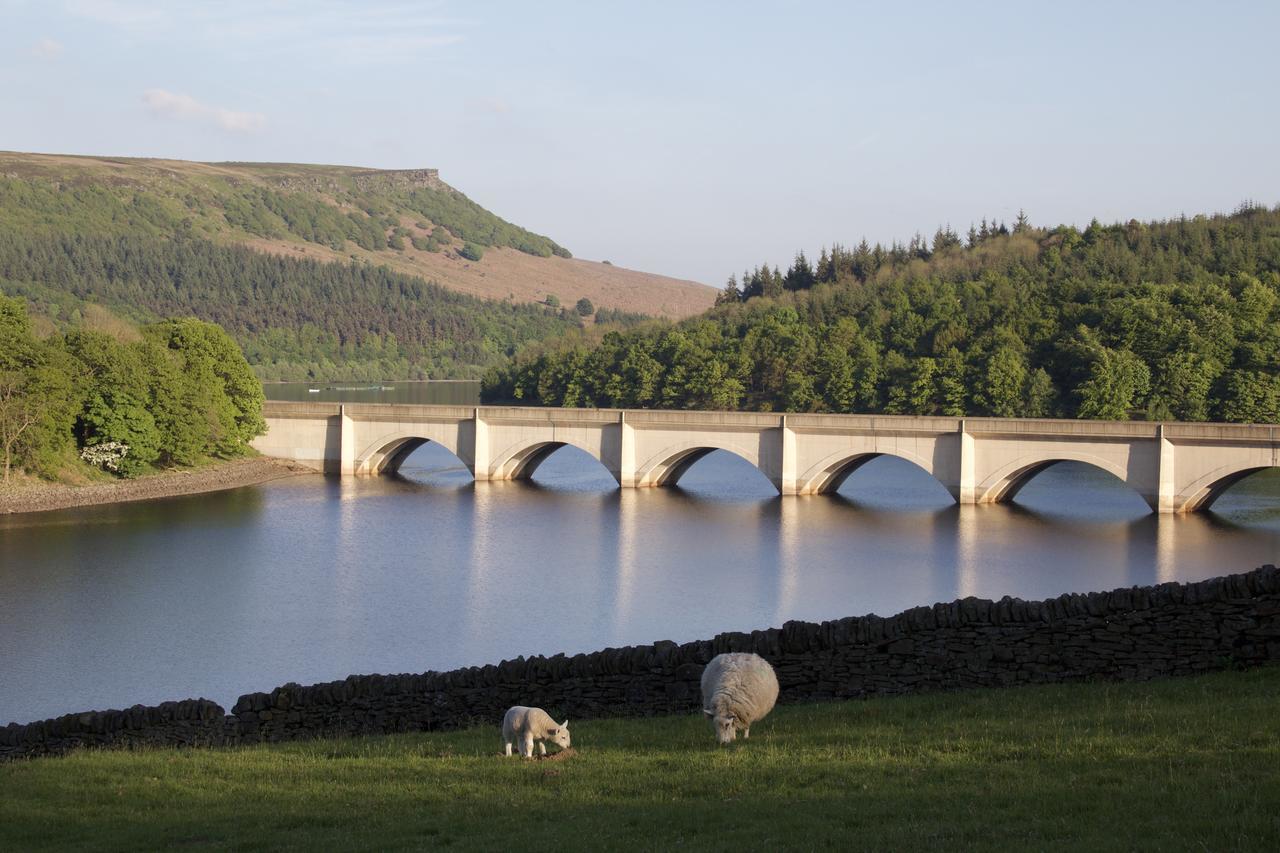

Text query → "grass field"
[3,666,1278,851]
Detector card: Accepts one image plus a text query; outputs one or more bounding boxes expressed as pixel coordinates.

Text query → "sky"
[3,1,1279,286]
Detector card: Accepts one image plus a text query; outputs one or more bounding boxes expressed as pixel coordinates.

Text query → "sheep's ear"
[561,719,569,729]
[702,709,714,717]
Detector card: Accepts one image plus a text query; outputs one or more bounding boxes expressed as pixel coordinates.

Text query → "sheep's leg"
[520,732,535,758]
[743,727,750,739]
[504,741,513,757]
[538,741,547,756]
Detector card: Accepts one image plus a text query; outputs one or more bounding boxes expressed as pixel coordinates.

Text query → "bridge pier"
[950,422,977,505]
[1150,426,1176,513]
[616,414,637,488]
[763,418,798,495]
[339,405,356,476]
[467,409,491,481]
[253,403,1280,515]
[779,419,797,495]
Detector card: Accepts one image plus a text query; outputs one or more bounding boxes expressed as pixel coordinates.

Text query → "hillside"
[0,151,714,319]
[484,205,1280,424]
[0,233,582,381]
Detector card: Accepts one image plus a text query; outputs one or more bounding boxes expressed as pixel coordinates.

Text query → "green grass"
[3,667,1279,851]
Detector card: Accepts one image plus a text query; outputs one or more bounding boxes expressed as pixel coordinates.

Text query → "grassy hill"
[0,151,714,319]
[0,151,712,380]
[2,666,1277,850]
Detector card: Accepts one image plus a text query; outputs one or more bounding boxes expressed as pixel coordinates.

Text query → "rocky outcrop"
[268,168,451,195]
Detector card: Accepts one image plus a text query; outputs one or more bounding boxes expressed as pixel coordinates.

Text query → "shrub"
[80,441,129,473]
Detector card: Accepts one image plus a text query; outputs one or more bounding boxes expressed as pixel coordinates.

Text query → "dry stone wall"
[4,565,1278,761]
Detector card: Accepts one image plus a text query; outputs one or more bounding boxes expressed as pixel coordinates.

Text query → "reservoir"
[1,382,1277,725]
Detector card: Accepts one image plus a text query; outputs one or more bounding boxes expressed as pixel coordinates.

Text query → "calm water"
[263,381,481,405]
[1,441,1277,725]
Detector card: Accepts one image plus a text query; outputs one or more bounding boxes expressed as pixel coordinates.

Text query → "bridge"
[252,401,1280,513]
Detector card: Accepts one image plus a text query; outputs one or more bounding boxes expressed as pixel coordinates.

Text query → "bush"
[459,242,484,261]
[575,297,595,317]
[80,441,129,473]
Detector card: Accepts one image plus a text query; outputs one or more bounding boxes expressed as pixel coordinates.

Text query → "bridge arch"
[488,437,612,481]
[975,452,1134,505]
[1175,463,1278,512]
[634,440,763,488]
[356,430,465,476]
[796,448,942,496]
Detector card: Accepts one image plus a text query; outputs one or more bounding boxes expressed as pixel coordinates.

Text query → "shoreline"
[0,457,318,516]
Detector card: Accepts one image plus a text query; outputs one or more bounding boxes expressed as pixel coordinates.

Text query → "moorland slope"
[0,151,713,318]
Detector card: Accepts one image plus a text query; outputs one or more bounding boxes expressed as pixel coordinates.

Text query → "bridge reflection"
[383,449,1270,641]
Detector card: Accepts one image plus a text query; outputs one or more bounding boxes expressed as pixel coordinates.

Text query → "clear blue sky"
[3,1,1278,285]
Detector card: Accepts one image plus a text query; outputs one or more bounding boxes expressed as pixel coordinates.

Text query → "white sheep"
[701,652,779,745]
[501,706,570,758]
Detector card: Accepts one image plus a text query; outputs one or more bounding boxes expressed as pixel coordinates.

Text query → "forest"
[482,204,1280,424]
[0,295,264,482]
[0,233,583,381]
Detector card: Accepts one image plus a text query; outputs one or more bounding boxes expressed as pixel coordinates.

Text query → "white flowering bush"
[80,441,130,473]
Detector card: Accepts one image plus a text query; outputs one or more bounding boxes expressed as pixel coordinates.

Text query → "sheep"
[501,706,570,758]
[701,652,779,745]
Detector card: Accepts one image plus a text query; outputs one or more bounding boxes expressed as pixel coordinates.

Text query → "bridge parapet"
[258,401,344,418]
[252,402,1279,513]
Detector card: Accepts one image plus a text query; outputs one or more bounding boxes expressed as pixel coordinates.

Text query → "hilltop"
[0,151,714,319]
[0,151,714,380]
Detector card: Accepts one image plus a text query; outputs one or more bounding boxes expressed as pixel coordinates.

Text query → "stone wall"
[4,565,1278,761]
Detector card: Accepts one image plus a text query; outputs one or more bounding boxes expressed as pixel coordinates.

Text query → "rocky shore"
[0,457,316,516]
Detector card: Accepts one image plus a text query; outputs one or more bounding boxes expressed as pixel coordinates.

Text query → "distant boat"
[308,388,321,393]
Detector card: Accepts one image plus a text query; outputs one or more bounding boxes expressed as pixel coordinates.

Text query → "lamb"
[501,706,570,758]
[700,652,779,745]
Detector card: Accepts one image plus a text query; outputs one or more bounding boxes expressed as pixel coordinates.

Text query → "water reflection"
[614,489,639,646]
[0,450,1276,725]
[775,495,800,625]
[956,504,981,598]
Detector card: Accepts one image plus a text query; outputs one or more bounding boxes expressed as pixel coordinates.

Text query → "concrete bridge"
[252,402,1280,513]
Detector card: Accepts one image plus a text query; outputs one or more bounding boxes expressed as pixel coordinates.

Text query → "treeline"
[0,295,263,481]
[483,204,1280,423]
[593,306,651,326]
[0,233,583,381]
